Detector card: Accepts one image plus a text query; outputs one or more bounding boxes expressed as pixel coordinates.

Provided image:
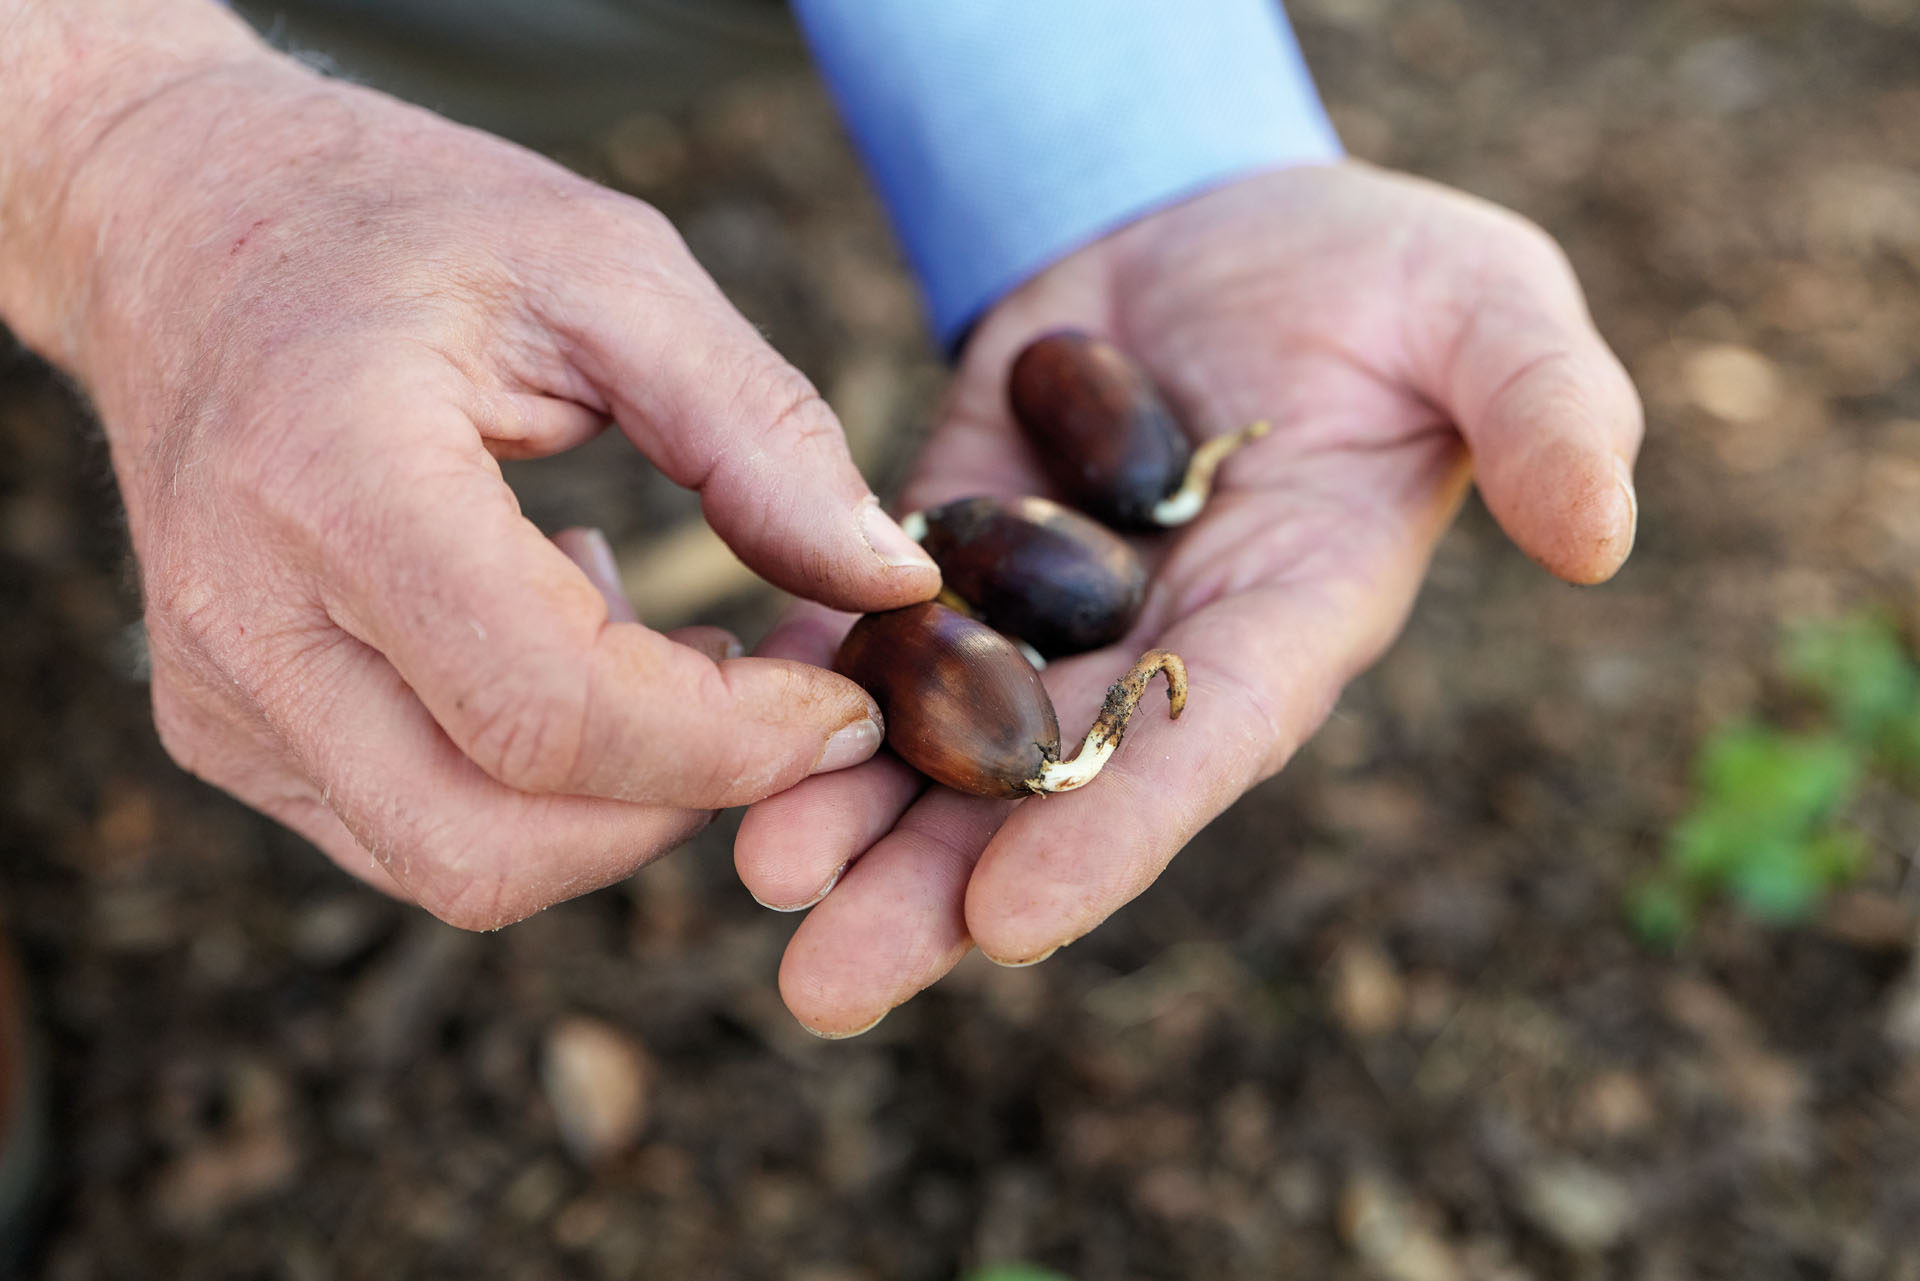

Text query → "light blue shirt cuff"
[792,1,1342,349]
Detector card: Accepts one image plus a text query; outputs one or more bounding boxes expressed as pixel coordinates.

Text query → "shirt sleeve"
[790,1,1342,349]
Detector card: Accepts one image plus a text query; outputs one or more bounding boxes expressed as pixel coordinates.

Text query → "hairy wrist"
[0,1,272,364]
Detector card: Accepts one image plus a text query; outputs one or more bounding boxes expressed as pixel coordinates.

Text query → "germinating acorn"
[1008,329,1270,529]
[834,601,1187,799]
[902,495,1147,658]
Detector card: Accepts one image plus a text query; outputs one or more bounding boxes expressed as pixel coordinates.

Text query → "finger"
[234,625,711,929]
[752,598,858,667]
[149,654,412,904]
[296,397,884,809]
[778,788,1014,1037]
[664,625,744,664]
[735,753,926,911]
[735,597,925,907]
[539,204,940,612]
[1409,216,1643,584]
[552,526,637,623]
[552,527,744,660]
[154,630,702,926]
[478,392,610,462]
[961,600,1337,966]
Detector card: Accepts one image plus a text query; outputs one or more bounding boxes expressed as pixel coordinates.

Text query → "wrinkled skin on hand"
[738,162,1642,1036]
[42,57,941,928]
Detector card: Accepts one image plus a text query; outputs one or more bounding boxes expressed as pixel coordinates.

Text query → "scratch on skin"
[229,217,268,255]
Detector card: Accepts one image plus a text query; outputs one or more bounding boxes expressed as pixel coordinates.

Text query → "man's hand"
[738,162,1642,1036]
[1,10,940,927]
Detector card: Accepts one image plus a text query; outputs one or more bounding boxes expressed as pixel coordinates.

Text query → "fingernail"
[985,944,1060,969]
[800,1008,889,1040]
[860,498,938,572]
[813,716,882,774]
[750,860,848,913]
[1614,455,1639,557]
[555,526,638,623]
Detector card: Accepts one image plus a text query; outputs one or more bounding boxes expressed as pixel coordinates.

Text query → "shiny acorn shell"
[1008,329,1193,530]
[910,495,1146,658]
[835,601,1060,799]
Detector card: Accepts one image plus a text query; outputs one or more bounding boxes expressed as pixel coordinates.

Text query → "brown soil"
[5,1,1920,1277]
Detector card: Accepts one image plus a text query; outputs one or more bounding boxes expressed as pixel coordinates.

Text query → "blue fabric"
[792,1,1342,349]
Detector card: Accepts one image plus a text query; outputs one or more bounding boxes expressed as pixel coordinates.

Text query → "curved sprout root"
[1030,650,1188,794]
[1150,419,1273,526]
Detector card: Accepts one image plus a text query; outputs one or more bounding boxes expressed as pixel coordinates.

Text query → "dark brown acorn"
[1008,329,1269,529]
[834,601,1187,799]
[903,495,1146,658]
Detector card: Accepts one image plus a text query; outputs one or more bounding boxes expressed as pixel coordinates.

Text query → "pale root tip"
[1150,420,1273,527]
[1031,738,1118,794]
[1161,652,1189,718]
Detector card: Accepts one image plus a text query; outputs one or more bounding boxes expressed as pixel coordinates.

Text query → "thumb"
[547,202,940,611]
[1414,214,1643,585]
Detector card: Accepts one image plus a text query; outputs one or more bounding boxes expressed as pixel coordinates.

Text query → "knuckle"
[736,360,834,450]
[618,195,683,250]
[567,189,690,282]
[413,873,517,932]
[146,571,349,753]
[1486,206,1578,285]
[702,359,841,516]
[142,588,290,748]
[143,567,228,666]
[454,661,590,794]
[148,662,310,807]
[348,807,514,929]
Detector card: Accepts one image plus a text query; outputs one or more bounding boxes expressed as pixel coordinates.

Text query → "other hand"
[738,162,1641,1035]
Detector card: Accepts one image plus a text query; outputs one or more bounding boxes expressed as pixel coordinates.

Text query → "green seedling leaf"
[1727,828,1863,921]
[1784,612,1920,743]
[1668,807,1756,881]
[1807,827,1870,884]
[1693,726,1859,827]
[1729,842,1825,921]
[1642,611,1917,943]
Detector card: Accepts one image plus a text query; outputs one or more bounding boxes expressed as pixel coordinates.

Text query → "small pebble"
[1682,342,1783,424]
[1516,1160,1635,1252]
[1339,1171,1464,1281]
[1331,941,1407,1037]
[541,1016,653,1165]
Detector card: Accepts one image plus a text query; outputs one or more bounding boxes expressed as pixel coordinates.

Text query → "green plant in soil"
[1631,611,1920,944]
[960,1266,1074,1281]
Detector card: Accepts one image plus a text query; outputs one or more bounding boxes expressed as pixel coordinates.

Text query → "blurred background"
[4,0,1920,1276]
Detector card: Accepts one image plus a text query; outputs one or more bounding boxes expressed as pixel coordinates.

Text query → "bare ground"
[5,0,1920,1277]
